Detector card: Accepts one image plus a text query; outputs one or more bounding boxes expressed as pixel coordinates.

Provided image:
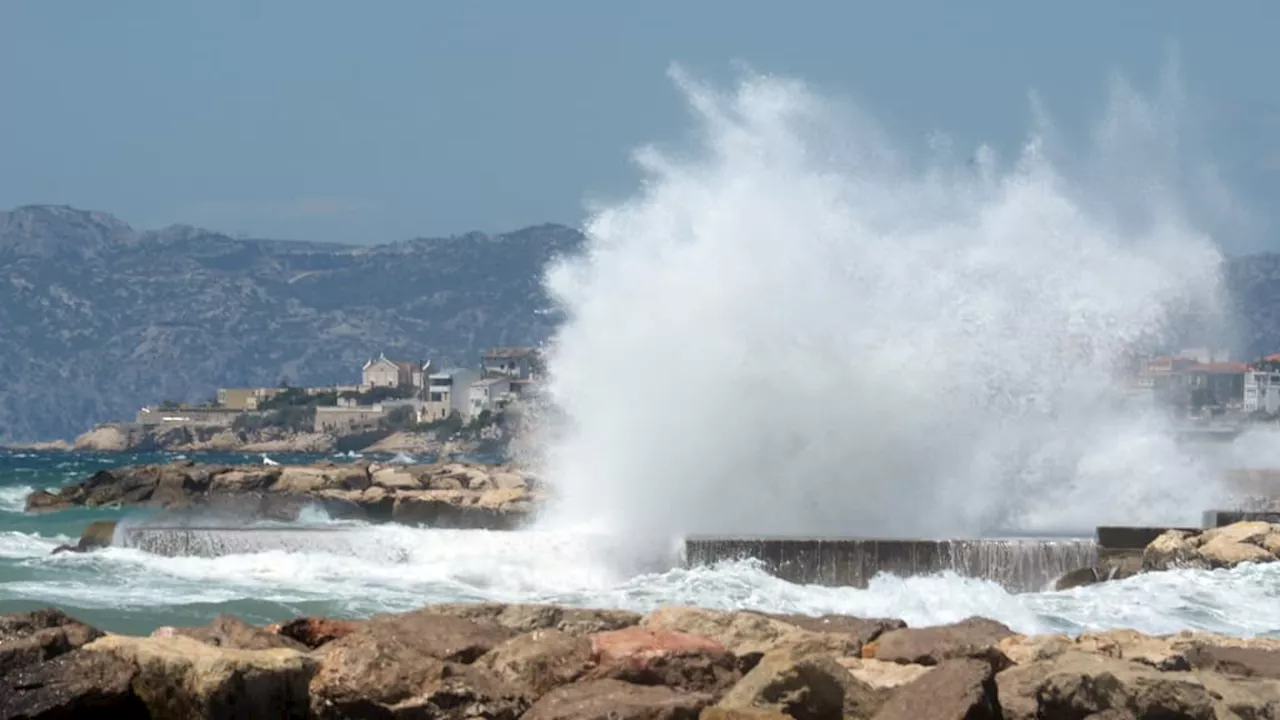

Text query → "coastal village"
[1125,347,1280,418]
[115,346,545,450]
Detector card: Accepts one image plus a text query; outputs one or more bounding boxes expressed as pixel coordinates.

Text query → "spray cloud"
[534,65,1232,552]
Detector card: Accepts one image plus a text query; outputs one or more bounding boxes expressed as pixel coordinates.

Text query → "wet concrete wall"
[683,536,1098,593]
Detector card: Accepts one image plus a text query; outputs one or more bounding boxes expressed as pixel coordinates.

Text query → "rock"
[641,607,861,666]
[1198,533,1277,567]
[0,608,103,674]
[208,468,281,493]
[319,609,516,667]
[152,614,307,652]
[51,520,118,554]
[371,466,422,490]
[1142,529,1207,571]
[1184,644,1280,680]
[1142,521,1280,571]
[427,603,641,635]
[836,657,931,689]
[761,613,904,649]
[871,658,1000,720]
[997,633,1074,665]
[72,425,130,452]
[267,616,361,649]
[1074,629,1192,670]
[478,629,594,697]
[522,678,713,720]
[995,651,1217,720]
[0,648,148,718]
[865,617,1014,669]
[85,634,316,719]
[587,626,739,695]
[36,460,537,530]
[700,709,792,720]
[716,646,884,720]
[310,637,530,719]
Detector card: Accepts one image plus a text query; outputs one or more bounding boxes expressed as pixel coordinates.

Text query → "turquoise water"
[4,449,1280,640]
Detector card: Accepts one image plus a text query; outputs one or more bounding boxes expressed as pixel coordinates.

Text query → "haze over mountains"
[0,205,583,442]
[3,204,1280,442]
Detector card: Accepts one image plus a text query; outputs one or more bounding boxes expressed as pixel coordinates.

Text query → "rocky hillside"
[0,205,584,442]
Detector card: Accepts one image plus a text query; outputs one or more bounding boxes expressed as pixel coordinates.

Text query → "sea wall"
[684,536,1098,592]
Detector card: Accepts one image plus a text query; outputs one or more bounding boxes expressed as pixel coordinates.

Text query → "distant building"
[1186,362,1249,409]
[469,376,513,417]
[361,353,427,390]
[216,387,284,411]
[422,367,480,422]
[314,405,388,433]
[1245,370,1280,414]
[481,347,541,380]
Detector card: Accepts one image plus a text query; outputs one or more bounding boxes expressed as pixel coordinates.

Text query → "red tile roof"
[1190,362,1250,374]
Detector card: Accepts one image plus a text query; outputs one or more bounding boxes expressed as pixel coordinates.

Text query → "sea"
[1,448,1279,639]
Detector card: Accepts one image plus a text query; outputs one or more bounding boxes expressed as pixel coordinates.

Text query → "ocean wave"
[0,485,33,513]
[1,526,1278,637]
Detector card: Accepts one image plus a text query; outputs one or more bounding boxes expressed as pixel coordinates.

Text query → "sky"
[1,1,1277,250]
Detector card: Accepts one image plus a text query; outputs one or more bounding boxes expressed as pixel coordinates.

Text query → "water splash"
[533,66,1233,555]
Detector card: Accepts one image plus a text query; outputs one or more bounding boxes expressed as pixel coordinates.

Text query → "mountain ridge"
[0,205,584,442]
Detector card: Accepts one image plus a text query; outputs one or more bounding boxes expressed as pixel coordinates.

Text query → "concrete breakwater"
[684,536,1100,592]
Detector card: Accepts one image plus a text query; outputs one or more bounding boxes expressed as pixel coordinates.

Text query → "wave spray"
[534,66,1231,555]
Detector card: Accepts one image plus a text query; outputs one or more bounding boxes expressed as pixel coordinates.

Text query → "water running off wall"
[531,64,1245,560]
[685,537,1099,593]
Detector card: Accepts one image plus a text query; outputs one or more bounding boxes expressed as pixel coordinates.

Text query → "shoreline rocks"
[5,602,1280,719]
[1055,520,1280,591]
[24,459,543,530]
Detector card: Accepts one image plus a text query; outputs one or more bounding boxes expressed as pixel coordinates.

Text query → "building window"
[430,392,444,402]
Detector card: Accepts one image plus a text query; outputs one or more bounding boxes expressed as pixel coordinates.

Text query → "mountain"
[0,205,585,442]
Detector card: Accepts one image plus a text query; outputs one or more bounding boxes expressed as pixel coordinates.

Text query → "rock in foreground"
[24,459,542,530]
[5,602,1280,719]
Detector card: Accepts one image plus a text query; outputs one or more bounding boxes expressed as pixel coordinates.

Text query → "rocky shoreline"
[6,423,498,456]
[4,601,1280,718]
[24,459,542,530]
[1057,520,1280,590]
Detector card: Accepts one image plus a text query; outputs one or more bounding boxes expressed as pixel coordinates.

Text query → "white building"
[481,347,541,380]
[421,367,479,422]
[469,376,513,417]
[1244,371,1280,413]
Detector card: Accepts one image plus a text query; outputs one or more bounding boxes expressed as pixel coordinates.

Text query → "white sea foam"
[0,485,33,514]
[530,66,1241,560]
[1,526,1278,637]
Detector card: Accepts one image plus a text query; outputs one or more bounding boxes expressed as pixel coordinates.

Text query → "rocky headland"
[62,422,494,457]
[5,601,1280,719]
[24,459,541,530]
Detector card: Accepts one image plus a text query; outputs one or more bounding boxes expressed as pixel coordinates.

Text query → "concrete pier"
[114,525,405,561]
[683,536,1098,593]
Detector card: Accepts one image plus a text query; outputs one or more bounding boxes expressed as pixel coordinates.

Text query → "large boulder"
[714,646,884,720]
[477,629,594,698]
[1143,522,1280,571]
[267,616,362,650]
[640,607,866,667]
[310,629,530,718]
[426,603,641,636]
[996,651,1220,720]
[0,608,103,674]
[872,658,1001,720]
[151,614,308,652]
[864,617,1015,669]
[0,647,147,718]
[586,626,739,695]
[85,634,316,720]
[521,678,713,720]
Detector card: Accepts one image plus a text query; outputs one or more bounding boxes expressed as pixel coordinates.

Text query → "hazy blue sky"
[2,2,1277,249]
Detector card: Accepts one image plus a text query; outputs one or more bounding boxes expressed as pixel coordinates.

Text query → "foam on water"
[0,485,33,513]
[1,525,1278,637]
[531,66,1240,558]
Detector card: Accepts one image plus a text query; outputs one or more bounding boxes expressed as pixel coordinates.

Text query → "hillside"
[0,205,584,442]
